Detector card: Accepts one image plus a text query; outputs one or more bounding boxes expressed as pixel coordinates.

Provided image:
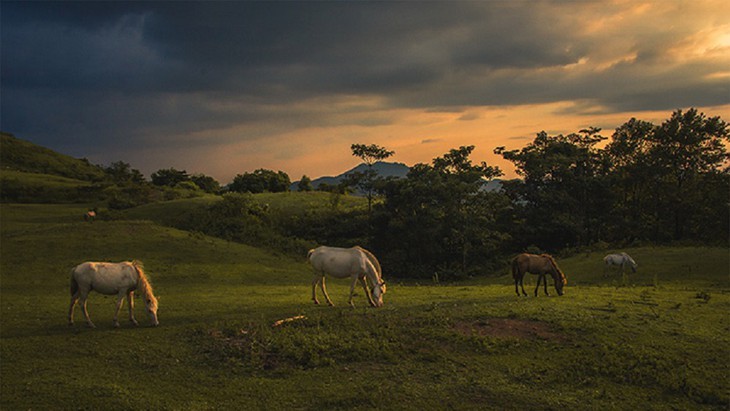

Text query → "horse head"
[554,276,565,296]
[371,281,387,307]
[145,296,159,326]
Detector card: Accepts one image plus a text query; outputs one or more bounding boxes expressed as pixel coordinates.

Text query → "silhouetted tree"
[298,175,313,191]
[374,146,507,279]
[151,168,189,187]
[190,173,220,194]
[229,169,290,193]
[348,143,395,214]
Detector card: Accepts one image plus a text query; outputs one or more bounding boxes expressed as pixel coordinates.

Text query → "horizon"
[2,1,729,182]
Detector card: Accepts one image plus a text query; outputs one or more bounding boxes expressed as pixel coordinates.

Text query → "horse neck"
[363,258,381,285]
[545,256,567,284]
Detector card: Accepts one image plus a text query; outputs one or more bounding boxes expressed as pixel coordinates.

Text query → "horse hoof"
[131,320,139,326]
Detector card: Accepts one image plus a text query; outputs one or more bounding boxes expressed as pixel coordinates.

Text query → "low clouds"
[1,1,728,181]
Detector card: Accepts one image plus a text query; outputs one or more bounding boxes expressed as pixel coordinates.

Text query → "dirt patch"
[454,318,568,342]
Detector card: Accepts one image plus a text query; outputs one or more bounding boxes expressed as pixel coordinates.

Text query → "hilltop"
[0,132,105,181]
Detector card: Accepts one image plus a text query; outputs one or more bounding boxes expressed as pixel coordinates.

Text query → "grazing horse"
[512,253,567,297]
[69,261,159,328]
[308,246,386,307]
[603,252,637,276]
[83,210,96,222]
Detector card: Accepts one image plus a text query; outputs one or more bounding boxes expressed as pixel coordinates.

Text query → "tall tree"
[348,143,395,214]
[647,109,729,240]
[374,146,506,278]
[229,169,291,194]
[151,168,190,187]
[298,175,313,192]
[496,128,610,248]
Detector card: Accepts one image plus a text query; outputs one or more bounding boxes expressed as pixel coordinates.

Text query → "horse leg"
[519,275,528,297]
[68,291,79,326]
[311,275,321,305]
[360,276,376,307]
[78,291,95,328]
[543,274,550,296]
[113,293,125,328]
[320,276,334,306]
[127,291,138,326]
[534,275,541,296]
[347,275,358,308]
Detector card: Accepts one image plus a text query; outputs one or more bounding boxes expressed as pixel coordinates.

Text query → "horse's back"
[71,261,138,294]
[309,246,369,278]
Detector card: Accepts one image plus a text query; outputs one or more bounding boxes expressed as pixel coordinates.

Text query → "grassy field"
[1,201,728,410]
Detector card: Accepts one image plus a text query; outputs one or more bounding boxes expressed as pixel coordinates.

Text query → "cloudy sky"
[2,1,729,183]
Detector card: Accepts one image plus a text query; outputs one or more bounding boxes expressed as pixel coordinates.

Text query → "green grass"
[1,203,728,410]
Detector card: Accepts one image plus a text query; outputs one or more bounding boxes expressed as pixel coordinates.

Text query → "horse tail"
[307,249,315,260]
[511,256,520,280]
[69,267,79,296]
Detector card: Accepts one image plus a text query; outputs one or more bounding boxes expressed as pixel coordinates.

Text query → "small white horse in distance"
[69,261,159,328]
[308,246,386,308]
[603,252,638,276]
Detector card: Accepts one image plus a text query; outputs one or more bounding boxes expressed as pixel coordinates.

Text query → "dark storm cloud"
[1,1,728,170]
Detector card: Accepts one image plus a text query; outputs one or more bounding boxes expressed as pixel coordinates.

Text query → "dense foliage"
[497,109,729,250]
[1,109,727,279]
[369,109,728,279]
[229,169,291,194]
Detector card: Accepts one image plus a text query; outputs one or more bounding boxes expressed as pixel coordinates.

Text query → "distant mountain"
[292,161,504,193]
[291,161,410,191]
[0,132,105,181]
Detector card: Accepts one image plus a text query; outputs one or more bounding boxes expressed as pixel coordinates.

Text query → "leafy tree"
[496,128,610,249]
[348,143,395,214]
[605,109,729,242]
[190,173,220,194]
[298,175,313,192]
[105,161,145,184]
[151,168,189,187]
[648,109,728,240]
[229,169,290,193]
[374,146,506,279]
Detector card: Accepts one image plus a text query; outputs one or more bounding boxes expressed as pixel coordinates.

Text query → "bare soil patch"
[454,318,568,342]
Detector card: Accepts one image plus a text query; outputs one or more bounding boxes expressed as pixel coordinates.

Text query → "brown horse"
[512,253,567,297]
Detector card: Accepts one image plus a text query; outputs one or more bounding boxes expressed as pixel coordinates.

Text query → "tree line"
[366,108,728,279]
[3,109,725,280]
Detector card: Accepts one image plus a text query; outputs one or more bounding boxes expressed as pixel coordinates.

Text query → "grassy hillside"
[1,203,728,410]
[0,132,105,181]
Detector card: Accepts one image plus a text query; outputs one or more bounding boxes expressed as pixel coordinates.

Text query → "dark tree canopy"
[229,169,291,194]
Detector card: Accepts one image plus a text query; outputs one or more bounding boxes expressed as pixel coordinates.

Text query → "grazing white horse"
[603,252,638,276]
[68,261,159,328]
[308,246,386,307]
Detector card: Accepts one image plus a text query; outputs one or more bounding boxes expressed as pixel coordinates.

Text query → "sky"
[2,1,729,183]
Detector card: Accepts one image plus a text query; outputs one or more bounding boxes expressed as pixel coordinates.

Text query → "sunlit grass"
[1,203,728,410]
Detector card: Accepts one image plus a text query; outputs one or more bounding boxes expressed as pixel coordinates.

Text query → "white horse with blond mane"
[308,246,386,307]
[68,261,159,328]
[603,252,637,276]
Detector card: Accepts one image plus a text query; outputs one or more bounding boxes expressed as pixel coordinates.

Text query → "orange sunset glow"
[2,1,728,183]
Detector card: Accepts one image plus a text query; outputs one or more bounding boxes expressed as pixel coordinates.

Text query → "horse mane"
[355,246,383,281]
[132,260,158,309]
[541,254,567,285]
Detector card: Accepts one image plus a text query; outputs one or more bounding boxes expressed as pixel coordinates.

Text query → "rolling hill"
[0,132,105,181]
